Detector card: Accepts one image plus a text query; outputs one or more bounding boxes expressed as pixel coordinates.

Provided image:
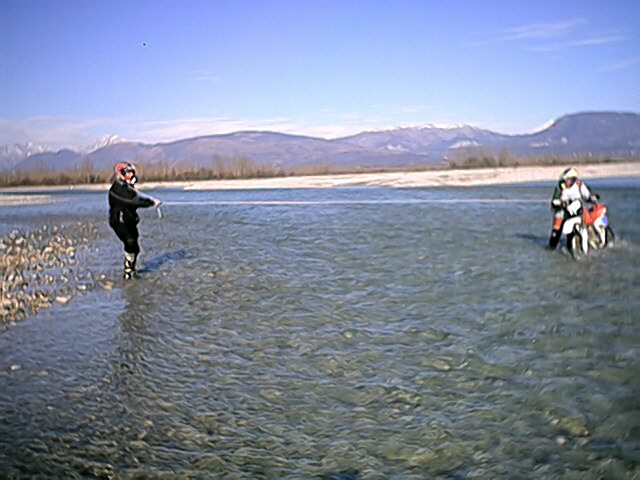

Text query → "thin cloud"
[501,18,586,41]
[569,34,625,47]
[468,18,586,46]
[0,115,391,148]
[192,74,222,82]
[381,104,434,116]
[602,56,640,71]
[527,34,625,52]
[0,116,118,150]
[129,116,391,141]
[121,117,304,143]
[1,107,531,148]
[190,70,222,82]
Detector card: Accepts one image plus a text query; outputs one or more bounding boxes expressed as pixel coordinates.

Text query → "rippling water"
[1,182,639,478]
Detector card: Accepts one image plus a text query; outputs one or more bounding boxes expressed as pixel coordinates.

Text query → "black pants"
[548,228,561,249]
[110,220,140,255]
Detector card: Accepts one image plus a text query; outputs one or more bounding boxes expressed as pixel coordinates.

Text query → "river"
[1,181,639,478]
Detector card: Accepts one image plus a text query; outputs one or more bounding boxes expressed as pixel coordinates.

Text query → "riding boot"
[123,252,138,279]
[566,233,575,255]
[548,229,561,250]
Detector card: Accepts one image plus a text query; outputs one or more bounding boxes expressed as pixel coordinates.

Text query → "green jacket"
[550,184,563,210]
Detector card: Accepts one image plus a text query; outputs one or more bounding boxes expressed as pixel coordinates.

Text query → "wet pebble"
[422,357,453,371]
[55,296,71,305]
[259,388,284,403]
[406,448,437,467]
[0,222,99,328]
[551,417,590,437]
[342,329,356,339]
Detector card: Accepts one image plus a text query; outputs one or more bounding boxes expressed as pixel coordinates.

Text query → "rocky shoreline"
[0,222,111,330]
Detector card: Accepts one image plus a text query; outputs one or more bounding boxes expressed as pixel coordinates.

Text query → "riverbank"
[180,162,640,190]
[1,162,638,198]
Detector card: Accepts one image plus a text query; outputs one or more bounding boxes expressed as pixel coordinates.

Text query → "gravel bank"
[0,222,109,330]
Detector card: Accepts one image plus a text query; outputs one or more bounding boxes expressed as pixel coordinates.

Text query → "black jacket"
[108,179,155,227]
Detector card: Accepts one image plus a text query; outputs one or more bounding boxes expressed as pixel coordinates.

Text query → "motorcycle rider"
[548,167,599,250]
[108,162,161,279]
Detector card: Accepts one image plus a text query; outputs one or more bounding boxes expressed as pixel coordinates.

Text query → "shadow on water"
[516,233,549,247]
[138,249,187,274]
[319,470,359,480]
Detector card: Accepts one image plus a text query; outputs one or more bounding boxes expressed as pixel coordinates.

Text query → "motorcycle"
[584,201,615,250]
[562,199,615,259]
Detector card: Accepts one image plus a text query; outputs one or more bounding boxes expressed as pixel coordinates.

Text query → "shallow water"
[1,183,639,478]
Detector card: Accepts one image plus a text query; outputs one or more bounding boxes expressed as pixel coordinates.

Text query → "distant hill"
[336,112,640,160]
[5,112,640,173]
[501,112,640,157]
[335,124,504,158]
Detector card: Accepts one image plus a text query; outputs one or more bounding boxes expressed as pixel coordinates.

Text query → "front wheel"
[589,225,607,250]
[605,226,615,247]
[568,232,587,260]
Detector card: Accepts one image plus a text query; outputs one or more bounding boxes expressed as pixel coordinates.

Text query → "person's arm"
[550,185,563,209]
[136,189,161,207]
[580,182,598,202]
[109,184,156,208]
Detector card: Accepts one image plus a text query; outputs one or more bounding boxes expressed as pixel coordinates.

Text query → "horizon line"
[2,109,638,153]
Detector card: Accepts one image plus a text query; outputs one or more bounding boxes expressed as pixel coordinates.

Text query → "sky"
[1,0,639,149]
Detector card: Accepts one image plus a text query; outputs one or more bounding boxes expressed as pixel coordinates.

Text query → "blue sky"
[1,0,639,148]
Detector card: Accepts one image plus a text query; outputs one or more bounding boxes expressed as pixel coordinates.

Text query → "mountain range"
[3,112,639,173]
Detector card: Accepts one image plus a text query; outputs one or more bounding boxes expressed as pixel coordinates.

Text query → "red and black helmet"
[115,162,137,183]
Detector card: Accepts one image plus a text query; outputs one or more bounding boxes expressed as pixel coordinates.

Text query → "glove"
[153,198,162,207]
[590,194,600,202]
[567,201,581,216]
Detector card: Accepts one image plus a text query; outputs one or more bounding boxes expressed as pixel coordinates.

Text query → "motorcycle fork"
[580,227,589,254]
[598,224,606,246]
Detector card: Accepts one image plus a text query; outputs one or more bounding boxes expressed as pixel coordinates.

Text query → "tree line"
[0,150,635,188]
[445,146,629,169]
[0,155,282,187]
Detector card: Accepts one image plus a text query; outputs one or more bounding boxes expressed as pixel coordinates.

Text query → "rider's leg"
[123,234,140,279]
[548,213,563,250]
[566,232,575,253]
[111,220,141,279]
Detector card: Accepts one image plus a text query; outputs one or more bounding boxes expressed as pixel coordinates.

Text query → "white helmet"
[560,167,579,182]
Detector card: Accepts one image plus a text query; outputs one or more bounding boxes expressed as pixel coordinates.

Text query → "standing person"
[108,162,162,279]
[548,167,599,250]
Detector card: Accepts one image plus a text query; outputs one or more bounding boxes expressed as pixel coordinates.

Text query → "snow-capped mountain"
[0,142,50,169]
[83,134,124,153]
[335,124,503,155]
[7,112,640,173]
[0,135,127,170]
[338,112,640,160]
